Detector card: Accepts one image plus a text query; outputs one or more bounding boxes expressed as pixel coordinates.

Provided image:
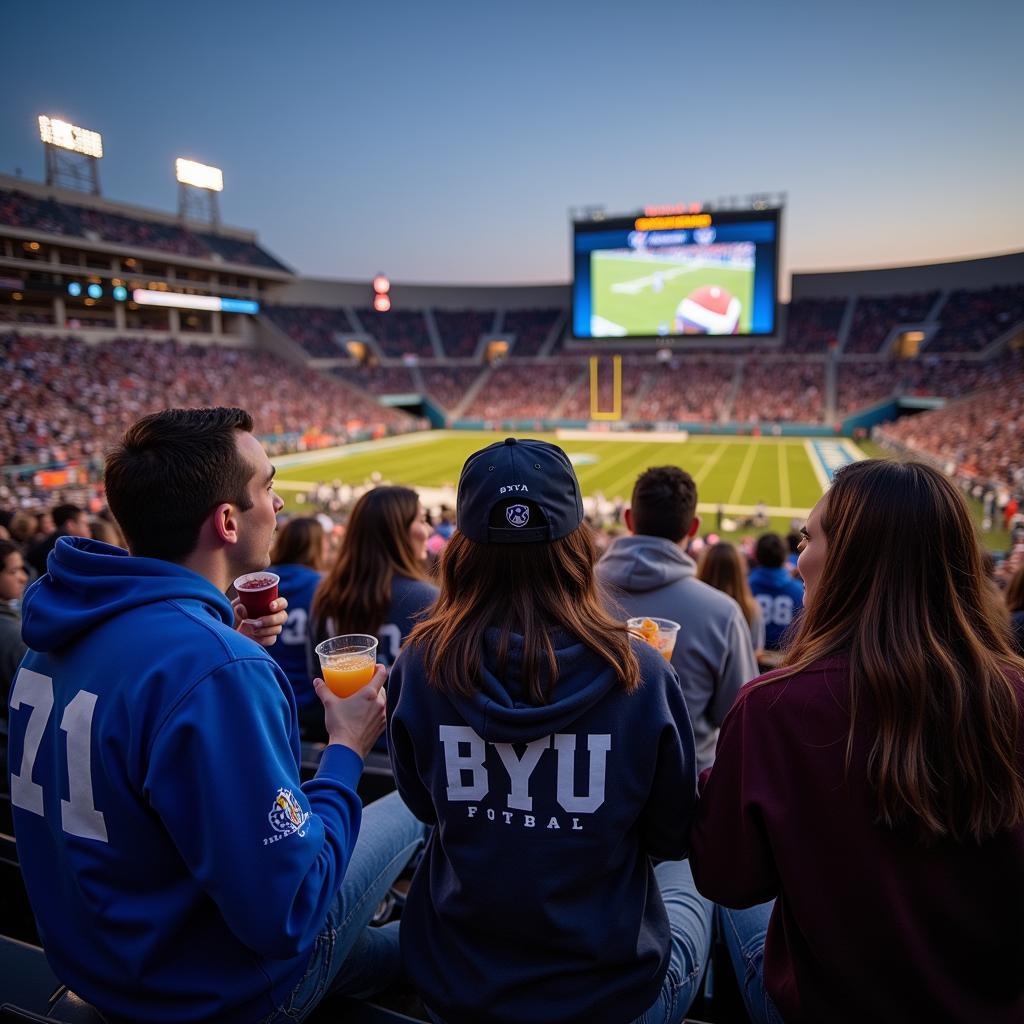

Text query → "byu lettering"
[441,726,610,814]
[499,484,529,494]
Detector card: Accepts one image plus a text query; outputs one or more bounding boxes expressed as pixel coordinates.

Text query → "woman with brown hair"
[310,486,436,742]
[387,438,712,1024]
[697,541,765,655]
[690,459,1024,1024]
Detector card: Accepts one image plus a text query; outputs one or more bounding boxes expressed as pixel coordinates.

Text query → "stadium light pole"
[38,116,103,195]
[176,158,223,227]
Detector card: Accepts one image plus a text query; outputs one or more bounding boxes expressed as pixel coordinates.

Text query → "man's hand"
[313,665,387,759]
[234,596,289,647]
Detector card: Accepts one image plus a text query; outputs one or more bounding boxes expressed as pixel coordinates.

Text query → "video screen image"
[573,209,779,339]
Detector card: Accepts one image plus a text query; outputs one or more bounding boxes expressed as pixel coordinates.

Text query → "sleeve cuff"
[316,743,364,792]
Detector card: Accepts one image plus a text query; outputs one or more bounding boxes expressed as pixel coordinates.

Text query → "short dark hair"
[53,504,84,531]
[755,532,787,568]
[105,408,256,561]
[630,466,698,543]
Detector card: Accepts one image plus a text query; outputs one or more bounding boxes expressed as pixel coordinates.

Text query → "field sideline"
[274,431,854,537]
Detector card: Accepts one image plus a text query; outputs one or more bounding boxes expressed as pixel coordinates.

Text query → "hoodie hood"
[446,627,622,744]
[597,534,695,593]
[22,536,235,653]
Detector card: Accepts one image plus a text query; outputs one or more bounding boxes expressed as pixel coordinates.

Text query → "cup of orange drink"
[315,635,379,697]
[627,617,681,662]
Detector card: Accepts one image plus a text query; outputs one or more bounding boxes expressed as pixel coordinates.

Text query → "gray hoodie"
[0,599,26,711]
[597,534,758,773]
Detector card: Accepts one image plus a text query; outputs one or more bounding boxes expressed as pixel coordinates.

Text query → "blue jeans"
[633,858,714,1024]
[262,791,426,1023]
[717,901,786,1024]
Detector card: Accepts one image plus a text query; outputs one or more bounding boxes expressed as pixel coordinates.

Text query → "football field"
[274,431,854,538]
[591,254,754,335]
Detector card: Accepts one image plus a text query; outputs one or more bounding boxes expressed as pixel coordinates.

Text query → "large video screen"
[573,207,780,338]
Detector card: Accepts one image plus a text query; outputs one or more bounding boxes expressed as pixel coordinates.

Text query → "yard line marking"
[778,443,791,508]
[693,442,729,485]
[803,439,831,493]
[727,443,760,505]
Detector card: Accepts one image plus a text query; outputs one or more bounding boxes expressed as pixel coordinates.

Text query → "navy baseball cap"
[457,438,585,544]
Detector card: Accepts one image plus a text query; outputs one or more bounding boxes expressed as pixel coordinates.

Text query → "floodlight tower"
[38,115,103,195]
[176,158,223,226]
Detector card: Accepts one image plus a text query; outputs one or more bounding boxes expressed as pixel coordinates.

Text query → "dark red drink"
[233,572,280,619]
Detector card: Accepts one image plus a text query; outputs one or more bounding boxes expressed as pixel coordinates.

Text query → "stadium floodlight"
[38,116,103,158]
[175,158,224,192]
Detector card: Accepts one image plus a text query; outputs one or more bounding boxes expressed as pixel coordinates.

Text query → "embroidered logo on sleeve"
[263,788,310,846]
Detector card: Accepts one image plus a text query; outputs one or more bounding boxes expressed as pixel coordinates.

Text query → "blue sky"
[1,0,1022,286]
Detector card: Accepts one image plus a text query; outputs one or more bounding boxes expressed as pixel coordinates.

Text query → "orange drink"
[315,634,379,698]
[627,617,681,662]
[322,655,376,697]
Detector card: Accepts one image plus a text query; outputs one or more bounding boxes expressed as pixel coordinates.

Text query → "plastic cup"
[316,634,379,697]
[627,617,681,662]
[234,571,280,619]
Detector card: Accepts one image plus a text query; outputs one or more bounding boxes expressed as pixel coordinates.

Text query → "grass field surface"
[274,431,835,539]
[591,253,753,335]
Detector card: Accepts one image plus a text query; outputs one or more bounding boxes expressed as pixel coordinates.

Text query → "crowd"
[502,307,562,357]
[4,411,1023,1024]
[0,332,421,509]
[781,297,846,353]
[731,359,825,423]
[355,308,435,359]
[432,308,495,358]
[874,353,1024,492]
[420,366,485,412]
[843,292,939,354]
[264,304,354,358]
[334,364,417,394]
[0,188,285,268]
[463,360,584,421]
[924,284,1024,353]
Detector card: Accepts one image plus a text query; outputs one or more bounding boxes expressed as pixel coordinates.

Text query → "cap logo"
[506,504,530,528]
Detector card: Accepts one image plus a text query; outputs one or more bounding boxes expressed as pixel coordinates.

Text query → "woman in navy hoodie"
[388,438,712,1024]
[691,460,1024,1024]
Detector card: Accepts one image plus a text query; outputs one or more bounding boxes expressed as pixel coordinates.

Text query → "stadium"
[2,20,1024,1022]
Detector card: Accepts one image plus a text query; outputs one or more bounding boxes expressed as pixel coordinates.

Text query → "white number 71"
[9,668,109,843]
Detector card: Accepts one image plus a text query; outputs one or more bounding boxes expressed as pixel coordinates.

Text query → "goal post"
[589,355,623,421]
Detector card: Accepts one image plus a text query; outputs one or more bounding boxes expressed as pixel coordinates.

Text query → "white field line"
[727,443,760,505]
[693,442,730,485]
[841,438,869,461]
[778,442,791,508]
[271,430,444,470]
[803,439,831,493]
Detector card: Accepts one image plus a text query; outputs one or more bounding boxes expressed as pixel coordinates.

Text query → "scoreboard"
[572,205,780,339]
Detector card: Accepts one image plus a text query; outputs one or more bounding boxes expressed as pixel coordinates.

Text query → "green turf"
[591,254,754,335]
[274,432,824,526]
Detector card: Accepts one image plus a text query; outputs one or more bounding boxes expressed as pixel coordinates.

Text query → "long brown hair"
[408,525,640,703]
[312,486,427,636]
[697,542,759,628]
[773,459,1024,843]
[1007,564,1024,615]
[271,516,325,571]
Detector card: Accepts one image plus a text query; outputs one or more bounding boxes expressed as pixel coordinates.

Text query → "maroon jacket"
[690,654,1024,1023]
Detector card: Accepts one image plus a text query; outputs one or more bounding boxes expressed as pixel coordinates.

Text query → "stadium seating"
[782,297,847,353]
[432,309,493,359]
[843,292,938,354]
[354,310,433,359]
[503,308,562,357]
[462,362,583,421]
[265,305,354,358]
[0,189,285,269]
[732,359,825,423]
[923,285,1024,353]
[420,366,485,412]
[333,365,417,394]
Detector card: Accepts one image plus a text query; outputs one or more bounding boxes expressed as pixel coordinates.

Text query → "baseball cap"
[457,438,584,544]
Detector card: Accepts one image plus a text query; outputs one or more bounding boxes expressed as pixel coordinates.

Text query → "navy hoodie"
[8,537,364,1024]
[388,630,696,1024]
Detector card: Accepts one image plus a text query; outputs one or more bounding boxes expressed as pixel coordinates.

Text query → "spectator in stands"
[388,438,712,1024]
[311,486,437,742]
[25,502,90,577]
[597,466,758,772]
[0,537,28,707]
[267,517,328,737]
[697,542,765,656]
[1006,564,1024,655]
[8,408,424,1024]
[690,459,1024,1024]
[748,532,805,651]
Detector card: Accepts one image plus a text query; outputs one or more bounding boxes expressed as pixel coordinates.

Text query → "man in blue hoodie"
[7,407,424,1024]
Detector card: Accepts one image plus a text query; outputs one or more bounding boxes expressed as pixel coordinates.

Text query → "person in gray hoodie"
[0,538,29,709]
[597,466,758,773]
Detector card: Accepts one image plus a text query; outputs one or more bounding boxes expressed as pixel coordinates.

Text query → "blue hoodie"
[7,537,364,1024]
[747,565,804,650]
[388,630,696,1024]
